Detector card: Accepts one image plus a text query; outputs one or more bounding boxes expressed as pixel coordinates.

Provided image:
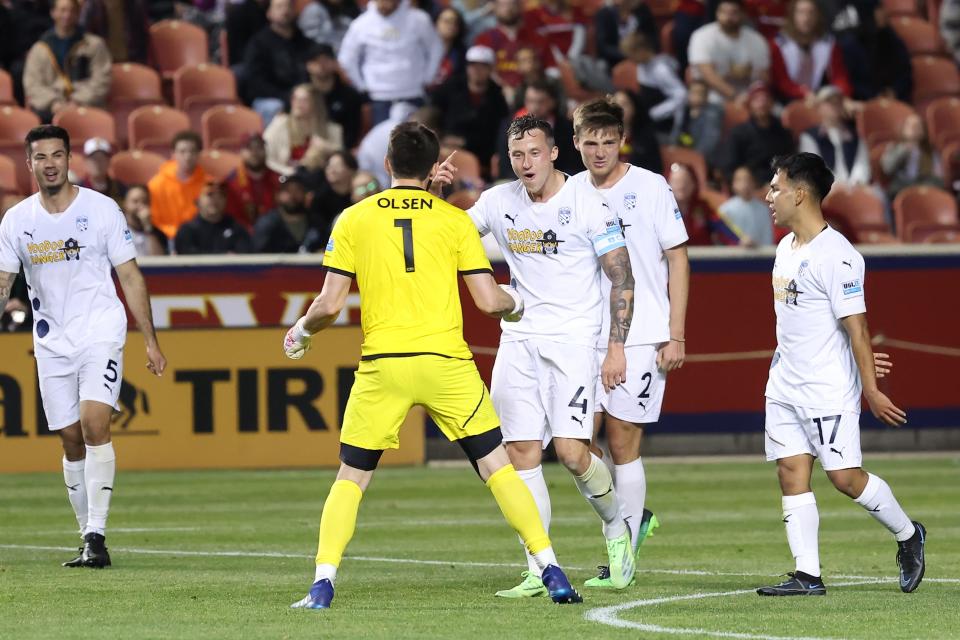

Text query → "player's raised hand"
[428,150,458,195]
[865,388,907,427]
[657,339,685,372]
[284,317,313,360]
[146,342,167,377]
[601,346,627,392]
[873,352,892,378]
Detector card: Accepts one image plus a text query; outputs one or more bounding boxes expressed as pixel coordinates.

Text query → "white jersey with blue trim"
[573,165,689,348]
[0,187,138,358]
[765,226,866,412]
[469,176,625,347]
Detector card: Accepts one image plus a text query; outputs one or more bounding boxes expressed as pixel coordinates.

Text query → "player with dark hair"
[0,125,166,568]
[757,152,926,596]
[284,120,580,609]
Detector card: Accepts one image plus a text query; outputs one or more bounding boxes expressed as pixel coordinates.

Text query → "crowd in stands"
[0,0,959,259]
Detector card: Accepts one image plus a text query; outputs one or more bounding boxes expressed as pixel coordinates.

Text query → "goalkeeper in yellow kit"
[284,122,581,609]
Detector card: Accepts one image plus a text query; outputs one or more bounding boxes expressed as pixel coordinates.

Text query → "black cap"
[308,43,336,60]
[279,173,307,188]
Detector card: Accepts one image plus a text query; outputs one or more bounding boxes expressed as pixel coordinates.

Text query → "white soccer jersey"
[469,177,625,347]
[573,165,689,348]
[765,226,866,412]
[0,187,138,358]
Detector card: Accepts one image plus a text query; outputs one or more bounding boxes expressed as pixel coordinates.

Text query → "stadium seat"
[940,140,960,192]
[52,106,117,147]
[110,63,164,147]
[174,64,239,132]
[198,149,241,181]
[449,149,483,187]
[201,104,262,151]
[908,222,960,241]
[911,55,960,108]
[0,69,14,105]
[447,188,480,210]
[723,101,749,136]
[781,99,822,139]
[661,145,708,189]
[882,0,920,15]
[0,143,38,194]
[128,105,191,155]
[0,153,18,193]
[149,20,210,80]
[854,224,900,243]
[822,184,893,242]
[1,193,24,214]
[556,58,602,104]
[870,142,891,186]
[611,61,640,92]
[891,16,947,56]
[892,184,959,239]
[857,98,916,148]
[925,96,960,148]
[0,106,41,142]
[109,150,166,186]
[218,29,230,67]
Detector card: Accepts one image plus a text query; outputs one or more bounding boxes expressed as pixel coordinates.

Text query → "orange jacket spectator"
[148,131,211,239]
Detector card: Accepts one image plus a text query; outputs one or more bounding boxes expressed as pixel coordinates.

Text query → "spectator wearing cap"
[263,83,343,177]
[121,184,168,256]
[79,137,126,207]
[225,133,282,230]
[768,0,852,105]
[23,0,112,123]
[338,0,445,126]
[474,0,556,92]
[175,181,253,254]
[593,0,658,71]
[243,0,314,126]
[148,130,213,239]
[722,82,795,184]
[687,0,769,104]
[620,32,687,135]
[306,44,364,149]
[253,174,328,253]
[799,84,869,186]
[429,44,509,177]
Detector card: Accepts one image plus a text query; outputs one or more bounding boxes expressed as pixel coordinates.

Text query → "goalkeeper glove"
[284,317,313,359]
[499,284,524,322]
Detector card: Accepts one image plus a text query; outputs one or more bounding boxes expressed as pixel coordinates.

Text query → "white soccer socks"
[62,457,88,535]
[84,442,116,536]
[614,458,647,549]
[854,473,916,542]
[575,454,627,540]
[516,465,552,575]
[782,492,821,577]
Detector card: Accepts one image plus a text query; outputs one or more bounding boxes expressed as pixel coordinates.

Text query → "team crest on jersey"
[537,229,565,254]
[623,192,637,210]
[558,207,571,225]
[76,215,89,232]
[797,259,810,278]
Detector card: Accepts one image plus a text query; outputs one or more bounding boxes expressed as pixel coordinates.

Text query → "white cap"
[83,137,113,157]
[465,45,495,66]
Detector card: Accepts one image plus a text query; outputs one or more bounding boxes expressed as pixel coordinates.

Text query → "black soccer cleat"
[62,546,85,568]
[756,571,826,596]
[78,532,111,568]
[897,521,926,593]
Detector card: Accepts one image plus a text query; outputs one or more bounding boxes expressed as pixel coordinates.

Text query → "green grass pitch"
[1,456,958,639]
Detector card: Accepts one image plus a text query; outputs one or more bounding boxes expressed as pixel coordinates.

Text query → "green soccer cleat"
[585,510,660,588]
[494,571,548,598]
[605,525,635,589]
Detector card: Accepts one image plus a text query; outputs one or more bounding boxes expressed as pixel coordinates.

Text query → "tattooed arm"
[599,246,635,391]
[0,270,15,312]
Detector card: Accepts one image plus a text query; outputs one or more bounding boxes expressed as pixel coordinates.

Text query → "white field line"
[0,544,958,586]
[584,579,886,640]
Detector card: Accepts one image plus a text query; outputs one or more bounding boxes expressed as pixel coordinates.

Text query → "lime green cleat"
[605,526,635,589]
[585,509,660,588]
[494,571,548,598]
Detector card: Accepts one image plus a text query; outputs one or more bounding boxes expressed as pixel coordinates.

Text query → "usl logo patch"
[325,238,334,252]
[842,279,863,295]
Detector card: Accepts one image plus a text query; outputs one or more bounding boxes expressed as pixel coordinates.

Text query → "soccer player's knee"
[553,441,589,474]
[339,443,384,472]
[827,470,863,498]
[457,428,504,477]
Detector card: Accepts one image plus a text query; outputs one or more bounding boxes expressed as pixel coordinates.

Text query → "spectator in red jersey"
[224,134,282,230]
[668,162,745,245]
[594,0,658,71]
[769,0,852,104]
[523,0,587,60]
[433,7,467,87]
[473,0,555,91]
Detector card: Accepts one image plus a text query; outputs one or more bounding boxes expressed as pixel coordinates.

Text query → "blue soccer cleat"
[541,565,583,604]
[290,579,335,609]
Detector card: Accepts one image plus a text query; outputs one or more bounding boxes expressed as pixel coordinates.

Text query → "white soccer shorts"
[764,399,863,471]
[36,343,124,430]
[491,339,597,447]
[594,344,667,424]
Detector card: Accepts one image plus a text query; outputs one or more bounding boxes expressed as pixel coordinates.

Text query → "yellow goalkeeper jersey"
[322,186,492,360]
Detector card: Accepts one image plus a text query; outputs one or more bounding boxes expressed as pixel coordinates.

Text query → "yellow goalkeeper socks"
[315,479,364,569]
[486,464,554,560]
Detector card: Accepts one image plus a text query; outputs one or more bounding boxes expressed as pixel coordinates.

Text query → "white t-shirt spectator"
[688,22,770,103]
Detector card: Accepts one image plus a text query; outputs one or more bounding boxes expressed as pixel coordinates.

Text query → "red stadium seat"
[53,106,117,147]
[892,184,959,240]
[174,63,239,131]
[556,59,602,104]
[661,145,708,189]
[110,63,164,148]
[149,20,209,80]
[611,61,640,92]
[911,55,960,108]
[723,101,749,137]
[198,149,241,181]
[449,149,483,186]
[822,184,893,242]
[201,105,262,151]
[891,16,947,56]
[0,153,18,193]
[925,96,960,148]
[0,106,41,142]
[857,98,917,148]
[128,105,191,155]
[0,144,38,194]
[109,150,166,186]
[0,69,14,105]
[781,99,822,139]
[908,222,960,242]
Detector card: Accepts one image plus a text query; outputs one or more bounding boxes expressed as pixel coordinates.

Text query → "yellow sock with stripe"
[486,464,558,568]
[314,479,364,582]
